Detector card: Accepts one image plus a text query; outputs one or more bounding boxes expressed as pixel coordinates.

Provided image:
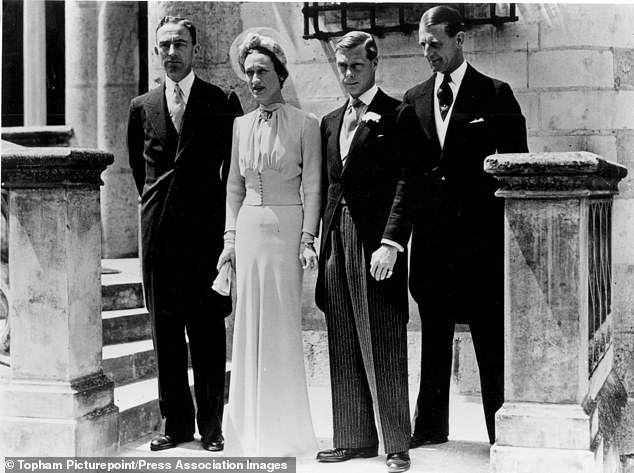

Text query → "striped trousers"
[323,206,411,454]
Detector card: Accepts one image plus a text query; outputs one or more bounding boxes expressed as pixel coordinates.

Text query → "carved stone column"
[485,152,628,473]
[97,1,140,257]
[0,148,118,455]
[23,0,47,125]
[65,1,99,148]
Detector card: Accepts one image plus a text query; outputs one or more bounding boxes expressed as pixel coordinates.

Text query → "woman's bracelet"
[301,240,316,250]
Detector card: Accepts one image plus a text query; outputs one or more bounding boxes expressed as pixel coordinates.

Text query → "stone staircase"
[0,254,480,449]
[101,258,195,445]
[2,256,483,448]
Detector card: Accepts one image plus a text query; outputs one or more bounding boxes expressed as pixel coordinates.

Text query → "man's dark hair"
[156,15,197,45]
[335,31,378,61]
[421,6,465,37]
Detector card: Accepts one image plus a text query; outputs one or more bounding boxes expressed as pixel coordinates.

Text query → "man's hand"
[370,244,398,281]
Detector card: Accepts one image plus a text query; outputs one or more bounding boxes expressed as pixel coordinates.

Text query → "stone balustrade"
[485,152,629,473]
[0,147,118,455]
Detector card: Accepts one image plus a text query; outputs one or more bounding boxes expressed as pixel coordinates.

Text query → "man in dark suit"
[404,6,528,447]
[127,16,241,452]
[315,31,419,473]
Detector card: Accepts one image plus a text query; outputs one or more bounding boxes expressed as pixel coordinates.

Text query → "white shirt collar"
[352,84,379,108]
[434,60,468,91]
[165,70,195,103]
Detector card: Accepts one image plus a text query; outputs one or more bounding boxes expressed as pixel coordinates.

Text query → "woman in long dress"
[217,32,321,457]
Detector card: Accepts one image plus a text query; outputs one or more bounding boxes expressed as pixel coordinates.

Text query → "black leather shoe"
[316,446,379,462]
[202,434,224,452]
[150,434,193,451]
[386,452,410,473]
[409,434,448,448]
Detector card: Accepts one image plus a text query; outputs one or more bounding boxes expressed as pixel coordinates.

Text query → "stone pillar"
[614,133,634,468]
[0,148,118,456]
[65,0,99,148]
[485,152,629,473]
[97,1,139,258]
[0,188,8,355]
[23,0,47,125]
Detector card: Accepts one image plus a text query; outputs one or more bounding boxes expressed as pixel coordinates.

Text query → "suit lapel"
[341,89,386,175]
[328,104,347,175]
[145,85,169,149]
[343,120,369,172]
[417,78,437,142]
[412,78,442,161]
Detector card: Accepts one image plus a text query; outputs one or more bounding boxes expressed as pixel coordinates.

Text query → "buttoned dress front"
[223,103,321,457]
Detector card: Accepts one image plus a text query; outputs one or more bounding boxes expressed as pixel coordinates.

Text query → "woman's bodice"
[242,169,302,206]
[225,103,322,235]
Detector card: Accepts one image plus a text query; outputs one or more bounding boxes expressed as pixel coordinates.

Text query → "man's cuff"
[381,238,404,252]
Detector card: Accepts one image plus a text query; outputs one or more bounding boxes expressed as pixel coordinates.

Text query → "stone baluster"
[485,152,628,473]
[0,148,118,455]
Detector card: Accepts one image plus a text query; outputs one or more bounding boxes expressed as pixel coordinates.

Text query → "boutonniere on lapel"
[360,112,381,125]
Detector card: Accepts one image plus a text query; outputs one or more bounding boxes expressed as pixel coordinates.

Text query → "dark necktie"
[437,73,453,121]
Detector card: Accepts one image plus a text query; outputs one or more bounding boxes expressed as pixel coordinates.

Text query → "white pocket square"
[469,118,485,124]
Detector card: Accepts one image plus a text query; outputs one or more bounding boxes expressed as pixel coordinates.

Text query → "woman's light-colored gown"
[223,103,322,457]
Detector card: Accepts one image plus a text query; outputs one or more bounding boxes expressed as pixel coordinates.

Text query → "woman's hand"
[217,231,236,270]
[300,241,318,270]
[217,245,235,271]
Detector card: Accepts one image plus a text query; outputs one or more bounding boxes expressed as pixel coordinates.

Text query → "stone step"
[102,338,196,387]
[102,282,144,312]
[102,339,158,386]
[115,375,181,445]
[101,259,144,312]
[102,307,152,345]
[116,364,231,446]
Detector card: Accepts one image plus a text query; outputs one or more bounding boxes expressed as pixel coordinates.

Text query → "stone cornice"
[484,152,628,198]
[1,126,74,147]
[1,148,113,189]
